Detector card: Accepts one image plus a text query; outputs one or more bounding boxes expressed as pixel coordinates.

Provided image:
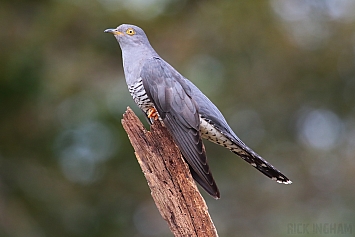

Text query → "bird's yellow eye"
[126,28,135,36]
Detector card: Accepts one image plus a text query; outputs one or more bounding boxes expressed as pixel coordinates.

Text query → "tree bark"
[121,107,218,237]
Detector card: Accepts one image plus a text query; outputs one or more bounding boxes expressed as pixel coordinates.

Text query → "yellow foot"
[147,107,159,120]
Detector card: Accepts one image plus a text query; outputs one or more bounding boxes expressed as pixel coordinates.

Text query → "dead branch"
[121,107,218,237]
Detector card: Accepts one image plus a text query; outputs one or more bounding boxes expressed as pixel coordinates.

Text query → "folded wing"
[141,57,220,198]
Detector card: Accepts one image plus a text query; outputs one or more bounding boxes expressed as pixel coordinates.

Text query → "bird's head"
[104,24,150,48]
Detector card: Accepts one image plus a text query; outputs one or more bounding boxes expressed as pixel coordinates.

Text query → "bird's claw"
[147,108,159,120]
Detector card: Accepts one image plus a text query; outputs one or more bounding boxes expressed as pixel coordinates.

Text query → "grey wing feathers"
[140,57,220,198]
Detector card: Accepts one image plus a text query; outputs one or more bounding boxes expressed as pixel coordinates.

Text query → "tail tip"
[273,177,292,184]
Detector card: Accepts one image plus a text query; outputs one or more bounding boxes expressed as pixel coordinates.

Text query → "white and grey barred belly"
[128,78,154,114]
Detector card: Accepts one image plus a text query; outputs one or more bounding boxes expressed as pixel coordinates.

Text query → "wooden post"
[121,107,218,237]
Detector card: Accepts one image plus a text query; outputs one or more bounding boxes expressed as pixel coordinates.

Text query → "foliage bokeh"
[1,0,355,236]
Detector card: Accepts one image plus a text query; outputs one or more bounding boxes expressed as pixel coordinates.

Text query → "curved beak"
[104,28,123,35]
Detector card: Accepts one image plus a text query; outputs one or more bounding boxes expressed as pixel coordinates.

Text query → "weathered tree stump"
[121,107,218,237]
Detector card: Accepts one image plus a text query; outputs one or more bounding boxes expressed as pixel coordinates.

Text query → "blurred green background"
[1,0,355,236]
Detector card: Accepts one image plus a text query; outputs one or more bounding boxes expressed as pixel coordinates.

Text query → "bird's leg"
[147,107,159,121]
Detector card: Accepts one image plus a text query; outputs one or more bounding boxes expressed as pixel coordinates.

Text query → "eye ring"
[126,28,135,36]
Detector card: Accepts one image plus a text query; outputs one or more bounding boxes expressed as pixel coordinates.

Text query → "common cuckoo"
[105,24,291,199]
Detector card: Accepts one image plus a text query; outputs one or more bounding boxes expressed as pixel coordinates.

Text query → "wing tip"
[213,192,221,200]
[207,188,221,199]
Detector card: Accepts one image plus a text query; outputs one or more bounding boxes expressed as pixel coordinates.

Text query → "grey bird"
[105,24,291,199]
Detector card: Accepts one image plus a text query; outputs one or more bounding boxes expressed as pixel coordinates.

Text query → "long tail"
[229,145,292,184]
